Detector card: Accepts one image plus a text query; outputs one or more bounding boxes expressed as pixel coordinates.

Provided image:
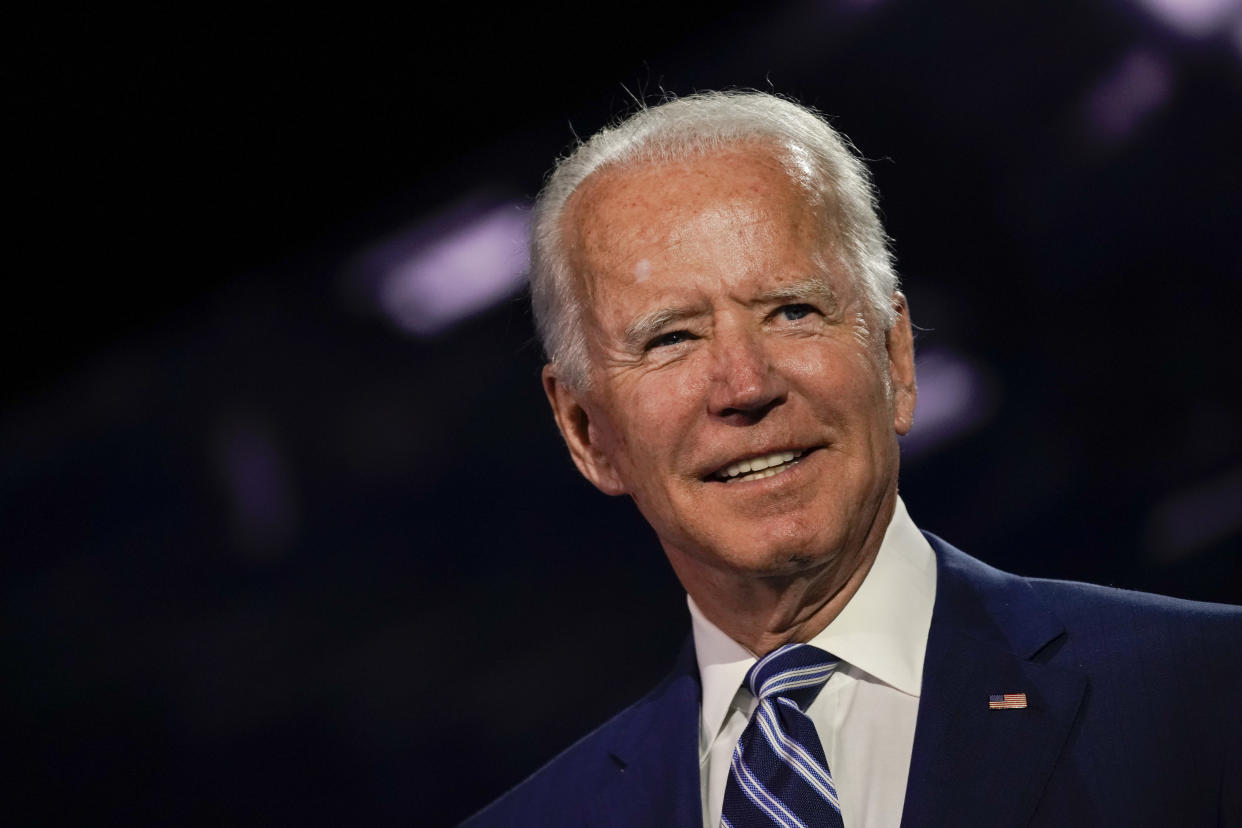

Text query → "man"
[465,92,1242,827]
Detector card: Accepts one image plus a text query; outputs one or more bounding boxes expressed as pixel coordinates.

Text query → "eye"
[646,329,698,350]
[776,303,817,322]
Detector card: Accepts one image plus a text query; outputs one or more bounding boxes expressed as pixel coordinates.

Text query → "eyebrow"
[751,275,842,313]
[623,306,706,351]
[620,274,844,351]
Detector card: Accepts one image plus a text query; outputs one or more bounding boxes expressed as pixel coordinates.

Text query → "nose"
[706,328,787,423]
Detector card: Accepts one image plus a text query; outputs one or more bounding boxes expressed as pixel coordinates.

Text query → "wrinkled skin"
[544,144,917,648]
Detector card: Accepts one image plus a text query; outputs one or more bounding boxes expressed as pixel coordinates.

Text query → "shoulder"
[1027,574,1242,638]
[1026,575,1242,678]
[920,532,1241,821]
[461,645,699,827]
[931,530,1242,695]
[927,531,1242,678]
[460,705,631,827]
[928,530,1242,637]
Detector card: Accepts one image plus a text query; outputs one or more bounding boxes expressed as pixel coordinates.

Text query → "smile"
[713,449,808,483]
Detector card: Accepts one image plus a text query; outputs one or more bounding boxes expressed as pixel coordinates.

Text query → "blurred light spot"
[1146,465,1242,563]
[347,200,530,336]
[900,348,996,459]
[1132,0,1242,37]
[210,414,298,560]
[1084,49,1171,146]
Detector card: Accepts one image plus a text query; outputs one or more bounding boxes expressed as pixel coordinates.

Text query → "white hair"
[530,91,898,388]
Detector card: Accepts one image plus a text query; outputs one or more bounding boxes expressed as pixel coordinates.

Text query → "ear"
[542,365,628,496]
[885,292,918,436]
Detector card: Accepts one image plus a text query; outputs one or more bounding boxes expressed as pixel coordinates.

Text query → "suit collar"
[690,494,936,754]
[901,534,1087,828]
[926,532,1065,659]
[584,534,1088,828]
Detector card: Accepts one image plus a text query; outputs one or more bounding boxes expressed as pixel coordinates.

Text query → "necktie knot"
[723,642,844,827]
[745,643,838,710]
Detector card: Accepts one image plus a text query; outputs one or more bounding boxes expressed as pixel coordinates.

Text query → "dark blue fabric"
[462,535,1242,827]
[720,644,845,828]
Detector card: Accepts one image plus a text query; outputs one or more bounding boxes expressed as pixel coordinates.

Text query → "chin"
[719,538,841,578]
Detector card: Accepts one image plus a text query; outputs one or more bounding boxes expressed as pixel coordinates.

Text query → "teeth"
[718,450,804,482]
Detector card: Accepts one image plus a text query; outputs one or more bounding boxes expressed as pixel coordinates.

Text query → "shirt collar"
[688,496,937,755]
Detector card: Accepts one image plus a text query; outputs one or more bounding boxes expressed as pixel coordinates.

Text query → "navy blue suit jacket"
[466,535,1242,826]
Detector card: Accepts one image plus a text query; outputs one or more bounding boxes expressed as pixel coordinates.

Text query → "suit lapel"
[901,536,1087,828]
[582,535,1087,828]
[589,640,703,828]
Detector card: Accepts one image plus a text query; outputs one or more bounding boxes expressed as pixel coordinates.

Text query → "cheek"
[783,343,892,416]
[627,366,707,425]
[778,344,823,378]
[608,371,706,475]
[780,340,858,388]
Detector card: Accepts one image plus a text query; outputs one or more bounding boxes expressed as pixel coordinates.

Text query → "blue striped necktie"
[720,643,844,828]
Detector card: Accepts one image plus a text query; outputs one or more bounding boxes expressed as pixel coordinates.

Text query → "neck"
[673,490,897,655]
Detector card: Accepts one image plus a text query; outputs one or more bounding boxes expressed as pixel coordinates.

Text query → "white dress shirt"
[690,497,937,828]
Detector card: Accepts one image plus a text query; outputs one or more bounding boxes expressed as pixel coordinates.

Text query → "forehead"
[562,144,833,300]
[566,145,821,250]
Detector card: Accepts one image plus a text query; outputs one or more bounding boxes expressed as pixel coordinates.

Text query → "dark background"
[7,2,1242,824]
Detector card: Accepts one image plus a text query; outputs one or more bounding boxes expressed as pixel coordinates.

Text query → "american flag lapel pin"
[989,693,1028,709]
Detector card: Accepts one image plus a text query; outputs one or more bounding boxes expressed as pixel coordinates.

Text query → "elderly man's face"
[545,145,916,580]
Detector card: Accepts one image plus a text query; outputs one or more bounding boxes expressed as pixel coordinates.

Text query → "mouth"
[709,448,813,484]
